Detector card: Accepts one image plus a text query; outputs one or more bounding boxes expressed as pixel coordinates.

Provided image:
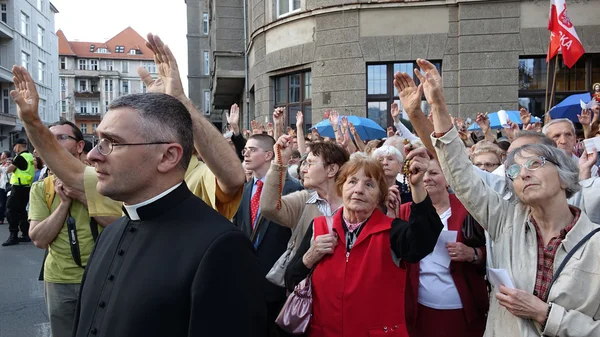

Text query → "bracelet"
[541,303,552,331]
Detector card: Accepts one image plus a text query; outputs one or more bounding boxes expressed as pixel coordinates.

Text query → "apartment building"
[58,27,157,140]
[0,0,59,150]
[187,0,600,131]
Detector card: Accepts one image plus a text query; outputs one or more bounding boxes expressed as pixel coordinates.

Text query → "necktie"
[250,180,263,229]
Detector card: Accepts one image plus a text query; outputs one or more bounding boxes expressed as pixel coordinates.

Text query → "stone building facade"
[188,0,600,131]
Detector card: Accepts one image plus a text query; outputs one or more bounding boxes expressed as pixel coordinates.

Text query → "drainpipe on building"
[243,0,250,130]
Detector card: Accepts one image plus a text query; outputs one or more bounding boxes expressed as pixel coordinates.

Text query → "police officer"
[2,138,35,246]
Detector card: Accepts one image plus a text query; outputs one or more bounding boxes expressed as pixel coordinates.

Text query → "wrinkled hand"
[578,109,592,126]
[274,135,294,165]
[349,122,357,136]
[296,111,304,129]
[341,116,349,134]
[476,112,490,134]
[405,146,429,186]
[386,126,394,138]
[273,107,285,127]
[62,183,87,206]
[414,59,445,107]
[579,147,598,180]
[54,178,72,205]
[227,104,240,134]
[250,120,261,135]
[496,286,549,324]
[138,33,185,100]
[520,108,532,126]
[328,110,340,129]
[266,122,274,137]
[394,72,423,115]
[323,109,330,120]
[11,66,40,124]
[391,102,401,121]
[446,242,475,262]
[303,233,338,268]
[386,185,401,218]
[504,120,520,142]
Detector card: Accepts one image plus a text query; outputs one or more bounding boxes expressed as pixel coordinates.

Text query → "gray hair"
[108,93,194,171]
[513,130,556,148]
[371,144,404,163]
[505,143,580,199]
[542,118,575,135]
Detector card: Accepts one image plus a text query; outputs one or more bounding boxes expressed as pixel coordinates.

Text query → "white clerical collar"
[124,183,182,220]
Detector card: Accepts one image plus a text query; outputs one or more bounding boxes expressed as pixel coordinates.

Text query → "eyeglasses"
[96,138,171,156]
[301,161,326,168]
[474,162,501,170]
[505,156,557,180]
[56,134,79,142]
[241,147,268,156]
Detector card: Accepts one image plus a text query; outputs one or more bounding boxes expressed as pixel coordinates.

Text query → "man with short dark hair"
[2,138,35,246]
[11,65,266,337]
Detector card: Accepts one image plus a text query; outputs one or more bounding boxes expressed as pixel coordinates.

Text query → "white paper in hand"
[498,110,510,128]
[583,138,600,154]
[487,267,515,292]
[580,99,598,110]
[431,230,457,268]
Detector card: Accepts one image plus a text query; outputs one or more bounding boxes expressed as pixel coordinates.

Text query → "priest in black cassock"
[67,92,267,337]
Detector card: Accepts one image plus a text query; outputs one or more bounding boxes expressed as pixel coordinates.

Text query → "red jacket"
[398,194,489,336]
[310,208,409,337]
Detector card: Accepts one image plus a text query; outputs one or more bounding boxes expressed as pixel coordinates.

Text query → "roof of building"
[57,27,154,61]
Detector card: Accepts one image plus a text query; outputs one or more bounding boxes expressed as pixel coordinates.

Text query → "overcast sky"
[52,0,189,94]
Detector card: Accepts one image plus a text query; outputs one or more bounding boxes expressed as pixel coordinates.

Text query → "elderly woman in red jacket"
[398,148,488,337]
[285,153,443,337]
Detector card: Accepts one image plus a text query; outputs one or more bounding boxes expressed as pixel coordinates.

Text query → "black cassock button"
[129,227,137,233]
[99,301,106,308]
[107,275,114,281]
[118,249,125,256]
[90,327,98,334]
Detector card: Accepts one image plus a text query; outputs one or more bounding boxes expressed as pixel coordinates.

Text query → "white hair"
[542,118,575,135]
[371,145,404,163]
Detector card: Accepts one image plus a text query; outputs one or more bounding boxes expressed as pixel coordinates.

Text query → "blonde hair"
[470,140,505,162]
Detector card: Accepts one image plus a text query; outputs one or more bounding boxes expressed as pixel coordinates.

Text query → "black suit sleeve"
[232,133,246,162]
[390,194,443,263]
[188,230,267,337]
[284,223,313,293]
[13,154,28,171]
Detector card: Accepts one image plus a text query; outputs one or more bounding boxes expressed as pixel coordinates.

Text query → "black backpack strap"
[66,210,84,269]
[90,218,99,242]
[545,227,600,300]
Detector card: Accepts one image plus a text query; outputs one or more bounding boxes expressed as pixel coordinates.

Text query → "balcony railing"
[74,91,101,98]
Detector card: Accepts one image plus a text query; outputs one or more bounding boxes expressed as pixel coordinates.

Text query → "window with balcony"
[143,62,156,74]
[366,61,441,128]
[78,59,87,70]
[60,57,66,70]
[37,25,44,47]
[519,55,600,117]
[21,51,30,71]
[37,61,45,83]
[91,102,99,114]
[90,59,98,71]
[78,101,87,114]
[91,80,98,92]
[203,51,209,76]
[121,80,129,95]
[274,71,312,130]
[121,61,129,73]
[20,12,30,37]
[1,3,7,24]
[81,123,87,134]
[203,13,209,35]
[203,90,210,115]
[277,0,300,17]
[79,80,87,92]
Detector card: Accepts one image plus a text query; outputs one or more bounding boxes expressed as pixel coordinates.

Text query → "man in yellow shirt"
[16,33,244,220]
[28,121,119,337]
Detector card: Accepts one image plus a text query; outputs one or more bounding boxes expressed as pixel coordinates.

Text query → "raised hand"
[274,135,294,165]
[11,66,40,124]
[286,126,293,135]
[414,59,445,107]
[391,102,401,122]
[349,122,357,136]
[328,110,340,129]
[251,120,262,135]
[519,108,532,126]
[296,111,304,129]
[385,185,401,218]
[578,109,592,125]
[138,33,185,100]
[312,128,321,140]
[456,117,467,132]
[476,112,490,134]
[266,122,274,137]
[394,72,423,115]
[504,120,520,142]
[387,126,395,138]
[227,103,240,134]
[323,109,330,120]
[273,107,285,126]
[405,147,430,186]
[341,116,349,134]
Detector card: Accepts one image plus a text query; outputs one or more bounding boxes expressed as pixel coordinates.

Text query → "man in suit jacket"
[234,134,303,337]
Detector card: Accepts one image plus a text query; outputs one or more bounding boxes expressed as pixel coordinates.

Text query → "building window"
[115,45,124,53]
[278,0,300,17]
[91,80,98,92]
[39,98,46,121]
[104,100,109,112]
[37,0,42,11]
[61,100,66,112]
[1,3,7,24]
[121,61,128,73]
[203,90,210,114]
[78,101,87,114]
[97,48,108,54]
[91,102,99,114]
[105,60,113,71]
[143,62,156,74]
[21,52,30,71]
[203,51,209,76]
[37,25,44,47]
[104,79,113,92]
[81,123,87,134]
[90,59,98,71]
[79,80,87,92]
[366,61,441,128]
[60,57,66,69]
[121,80,129,95]
[20,12,29,36]
[141,81,147,93]
[92,123,98,132]
[37,61,45,83]
[519,55,600,117]
[203,13,209,34]
[3,89,9,113]
[60,78,66,93]
[274,71,312,130]
[78,59,87,70]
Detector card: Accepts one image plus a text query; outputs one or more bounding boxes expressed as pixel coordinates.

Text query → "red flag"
[547,0,585,68]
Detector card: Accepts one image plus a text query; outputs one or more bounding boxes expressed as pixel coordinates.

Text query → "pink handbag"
[275,274,313,335]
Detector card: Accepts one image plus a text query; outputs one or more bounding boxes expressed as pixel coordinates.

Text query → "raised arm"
[391,102,419,142]
[139,33,244,197]
[11,66,86,191]
[295,111,307,154]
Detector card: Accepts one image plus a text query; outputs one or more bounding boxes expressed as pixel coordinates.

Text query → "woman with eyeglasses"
[418,57,600,336]
[470,141,504,173]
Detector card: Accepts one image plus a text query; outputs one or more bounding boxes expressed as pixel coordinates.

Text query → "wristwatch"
[471,247,479,263]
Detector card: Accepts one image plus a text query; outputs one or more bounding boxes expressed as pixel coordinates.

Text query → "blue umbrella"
[313,116,387,140]
[549,92,592,123]
[468,111,541,131]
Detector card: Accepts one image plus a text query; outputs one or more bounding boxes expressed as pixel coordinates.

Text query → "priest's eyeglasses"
[96,138,171,156]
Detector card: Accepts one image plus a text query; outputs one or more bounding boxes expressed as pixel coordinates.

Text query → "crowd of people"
[1,32,599,337]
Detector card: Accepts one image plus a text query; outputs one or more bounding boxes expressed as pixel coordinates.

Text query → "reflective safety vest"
[10,151,35,186]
